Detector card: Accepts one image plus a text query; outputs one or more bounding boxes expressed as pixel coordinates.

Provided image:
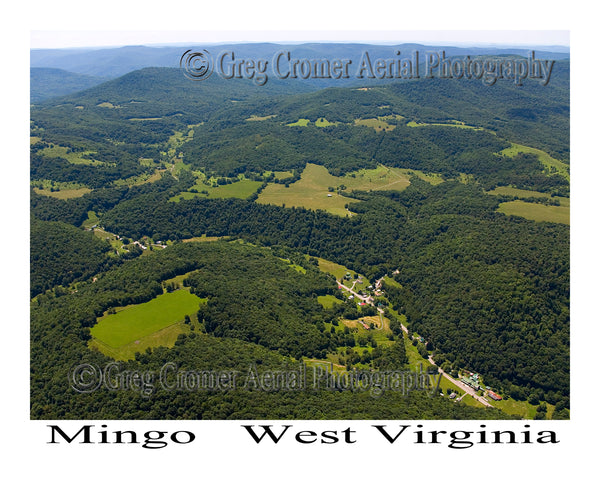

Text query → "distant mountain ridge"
[31,42,570,79]
[30,67,106,103]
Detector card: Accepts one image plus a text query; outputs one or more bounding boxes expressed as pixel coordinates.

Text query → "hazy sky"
[30,30,570,50]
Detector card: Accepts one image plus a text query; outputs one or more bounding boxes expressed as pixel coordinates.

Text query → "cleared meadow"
[257,163,412,216]
[90,289,204,348]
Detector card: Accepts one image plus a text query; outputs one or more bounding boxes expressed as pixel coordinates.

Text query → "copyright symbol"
[180,49,213,81]
[70,364,102,393]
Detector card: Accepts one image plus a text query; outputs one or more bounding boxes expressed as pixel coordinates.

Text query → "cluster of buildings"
[460,372,503,401]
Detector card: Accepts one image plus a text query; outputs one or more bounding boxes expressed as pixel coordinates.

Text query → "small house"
[487,391,502,401]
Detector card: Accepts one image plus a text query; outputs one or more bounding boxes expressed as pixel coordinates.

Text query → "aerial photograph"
[29,31,570,423]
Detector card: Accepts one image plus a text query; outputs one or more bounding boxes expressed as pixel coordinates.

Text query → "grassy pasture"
[382,275,402,289]
[96,102,120,108]
[169,178,263,202]
[271,171,294,180]
[344,165,411,191]
[82,211,99,229]
[90,289,204,349]
[497,200,569,225]
[257,163,412,216]
[286,118,310,127]
[317,294,343,309]
[354,117,395,132]
[113,169,164,187]
[88,322,190,361]
[33,187,91,199]
[139,158,157,167]
[406,120,482,130]
[488,186,570,207]
[182,235,230,243]
[32,179,92,198]
[499,143,570,180]
[128,117,162,121]
[257,164,358,216]
[246,114,277,121]
[317,257,357,280]
[39,144,104,166]
[394,168,444,185]
[315,117,336,127]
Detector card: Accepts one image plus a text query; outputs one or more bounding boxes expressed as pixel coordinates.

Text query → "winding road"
[337,278,492,408]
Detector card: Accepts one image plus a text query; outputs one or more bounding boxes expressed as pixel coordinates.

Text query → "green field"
[406,120,483,130]
[33,186,92,199]
[128,117,162,121]
[315,117,336,127]
[39,144,105,166]
[317,257,357,280]
[89,322,191,361]
[393,168,444,185]
[246,114,277,121]
[170,179,263,202]
[286,118,310,127]
[182,235,230,243]
[382,275,402,289]
[257,164,359,216]
[497,200,570,225]
[317,294,344,309]
[257,163,412,216]
[499,143,570,181]
[271,171,294,180]
[32,178,92,199]
[82,211,99,229]
[90,289,204,348]
[97,102,121,108]
[354,117,395,132]
[113,169,164,187]
[488,186,570,207]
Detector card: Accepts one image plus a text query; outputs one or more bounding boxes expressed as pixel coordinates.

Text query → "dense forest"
[30,217,113,297]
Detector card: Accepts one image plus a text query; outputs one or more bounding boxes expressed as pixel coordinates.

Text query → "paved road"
[338,279,493,407]
[337,280,408,334]
[427,356,493,408]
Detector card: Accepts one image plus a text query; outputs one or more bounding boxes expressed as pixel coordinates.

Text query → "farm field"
[113,169,164,187]
[317,294,343,309]
[406,120,483,130]
[354,117,396,132]
[497,200,570,225]
[316,257,358,280]
[90,289,204,349]
[33,186,91,199]
[499,142,570,180]
[38,144,105,166]
[257,163,412,216]
[246,114,277,121]
[487,186,570,207]
[169,178,263,202]
[182,235,230,243]
[88,322,190,361]
[257,163,359,216]
[286,118,310,126]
